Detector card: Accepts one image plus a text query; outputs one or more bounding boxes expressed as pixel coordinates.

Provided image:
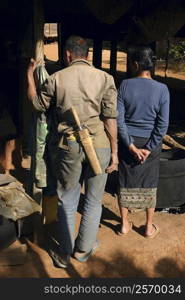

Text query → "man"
[27,35,118,268]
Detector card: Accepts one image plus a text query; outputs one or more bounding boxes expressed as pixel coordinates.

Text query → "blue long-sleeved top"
[117,78,170,151]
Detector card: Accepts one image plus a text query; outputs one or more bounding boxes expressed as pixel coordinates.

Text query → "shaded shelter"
[1,0,185,236]
[1,0,185,144]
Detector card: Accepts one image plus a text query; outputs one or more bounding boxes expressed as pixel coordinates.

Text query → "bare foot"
[119,221,133,235]
[145,224,159,238]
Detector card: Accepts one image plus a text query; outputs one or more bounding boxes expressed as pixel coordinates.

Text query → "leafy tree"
[169,40,185,61]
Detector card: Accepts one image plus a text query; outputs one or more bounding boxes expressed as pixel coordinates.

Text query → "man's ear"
[86,52,89,61]
[65,50,72,64]
[133,61,139,71]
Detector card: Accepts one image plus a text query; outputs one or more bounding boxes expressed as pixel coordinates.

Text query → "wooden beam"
[164,39,170,78]
[57,23,72,68]
[57,23,62,65]
[149,41,156,77]
[84,0,132,24]
[18,4,34,158]
[110,40,117,74]
[126,48,131,79]
[93,39,102,68]
[33,0,44,64]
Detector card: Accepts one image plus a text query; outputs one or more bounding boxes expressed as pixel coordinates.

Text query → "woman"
[117,47,170,238]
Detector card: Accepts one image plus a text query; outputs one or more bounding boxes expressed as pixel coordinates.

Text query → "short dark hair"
[65,35,89,58]
[128,46,156,71]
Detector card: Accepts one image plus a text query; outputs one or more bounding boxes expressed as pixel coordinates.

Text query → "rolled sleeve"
[101,74,117,118]
[32,75,55,112]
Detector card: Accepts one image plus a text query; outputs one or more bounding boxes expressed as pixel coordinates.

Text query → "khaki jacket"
[33,59,117,148]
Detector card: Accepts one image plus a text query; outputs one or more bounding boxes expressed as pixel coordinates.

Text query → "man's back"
[36,59,117,148]
[49,59,116,123]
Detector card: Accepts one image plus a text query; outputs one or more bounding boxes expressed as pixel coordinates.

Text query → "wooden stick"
[78,129,102,175]
[70,107,102,175]
[70,106,82,130]
[163,134,185,151]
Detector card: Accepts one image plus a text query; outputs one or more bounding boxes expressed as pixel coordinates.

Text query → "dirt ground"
[1,43,185,279]
[1,190,185,278]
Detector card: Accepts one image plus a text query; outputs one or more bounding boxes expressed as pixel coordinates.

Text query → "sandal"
[145,224,159,239]
[117,221,133,236]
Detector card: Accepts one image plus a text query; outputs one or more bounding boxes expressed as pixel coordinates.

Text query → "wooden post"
[31,0,45,204]
[33,0,44,65]
[17,0,45,244]
[18,0,45,158]
[57,23,71,69]
[93,39,102,68]
[165,39,170,78]
[149,41,156,77]
[110,40,117,74]
[126,47,132,79]
[18,0,35,158]
[57,23,62,65]
[31,0,46,245]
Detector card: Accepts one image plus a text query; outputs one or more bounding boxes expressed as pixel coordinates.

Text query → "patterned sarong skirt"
[118,136,162,209]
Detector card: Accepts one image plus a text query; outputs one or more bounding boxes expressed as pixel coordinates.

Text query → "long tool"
[70,106,102,175]
[163,134,185,151]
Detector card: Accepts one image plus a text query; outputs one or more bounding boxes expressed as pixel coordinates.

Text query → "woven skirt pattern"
[118,187,157,208]
[118,137,161,209]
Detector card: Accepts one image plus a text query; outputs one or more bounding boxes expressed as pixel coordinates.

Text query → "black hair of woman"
[128,46,157,75]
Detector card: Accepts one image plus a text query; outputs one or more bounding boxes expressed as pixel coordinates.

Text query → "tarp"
[0,174,41,221]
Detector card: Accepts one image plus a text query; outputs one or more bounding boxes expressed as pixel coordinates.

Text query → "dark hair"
[128,46,157,71]
[65,35,89,58]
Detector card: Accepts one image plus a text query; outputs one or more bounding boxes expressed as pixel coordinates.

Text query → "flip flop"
[145,224,159,239]
[117,221,133,236]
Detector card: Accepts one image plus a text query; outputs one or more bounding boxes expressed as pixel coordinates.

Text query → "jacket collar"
[69,59,92,66]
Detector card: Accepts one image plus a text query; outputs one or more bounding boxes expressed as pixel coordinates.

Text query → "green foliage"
[169,40,185,61]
